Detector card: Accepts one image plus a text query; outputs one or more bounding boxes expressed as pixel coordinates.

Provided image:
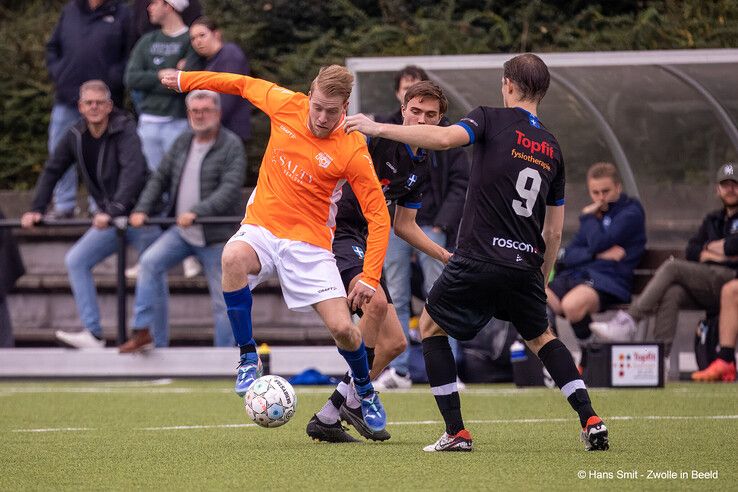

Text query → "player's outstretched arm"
[542,204,565,282]
[394,205,452,264]
[161,71,294,117]
[344,113,470,151]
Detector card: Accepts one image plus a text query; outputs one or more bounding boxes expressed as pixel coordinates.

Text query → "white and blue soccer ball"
[244,375,297,428]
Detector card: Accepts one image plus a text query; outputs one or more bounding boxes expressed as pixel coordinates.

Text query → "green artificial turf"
[1,380,736,491]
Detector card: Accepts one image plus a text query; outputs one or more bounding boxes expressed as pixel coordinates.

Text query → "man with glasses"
[22,80,160,349]
[121,90,245,351]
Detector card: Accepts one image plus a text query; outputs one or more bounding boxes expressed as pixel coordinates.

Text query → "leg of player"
[420,308,473,452]
[526,328,609,451]
[310,281,402,442]
[341,288,406,441]
[221,241,263,397]
[313,297,387,433]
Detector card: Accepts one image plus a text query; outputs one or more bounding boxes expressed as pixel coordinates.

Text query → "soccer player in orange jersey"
[161,65,390,432]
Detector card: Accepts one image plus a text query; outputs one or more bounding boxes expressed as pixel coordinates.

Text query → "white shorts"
[227,224,346,312]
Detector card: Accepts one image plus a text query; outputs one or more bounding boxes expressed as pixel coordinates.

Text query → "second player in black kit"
[427,106,565,341]
[333,136,426,297]
[344,53,609,453]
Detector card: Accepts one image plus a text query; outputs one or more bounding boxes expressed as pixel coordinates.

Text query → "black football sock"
[422,336,464,435]
[537,338,596,427]
[718,346,736,364]
[239,343,257,363]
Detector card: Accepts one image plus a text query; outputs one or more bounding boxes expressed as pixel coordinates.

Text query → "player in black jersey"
[345,54,609,452]
[307,81,454,443]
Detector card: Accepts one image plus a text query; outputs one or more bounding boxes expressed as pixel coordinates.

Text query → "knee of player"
[221,246,247,274]
[392,333,408,356]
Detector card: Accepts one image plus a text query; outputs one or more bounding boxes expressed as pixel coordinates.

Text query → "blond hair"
[310,65,354,101]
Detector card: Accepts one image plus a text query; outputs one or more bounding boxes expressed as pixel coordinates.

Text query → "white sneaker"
[373,367,412,391]
[589,310,637,341]
[55,329,105,349]
[183,256,202,278]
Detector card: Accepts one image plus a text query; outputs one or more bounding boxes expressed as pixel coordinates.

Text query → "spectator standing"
[45,0,135,218]
[122,90,245,351]
[592,163,738,360]
[189,17,252,142]
[22,80,164,349]
[373,66,470,390]
[130,0,202,42]
[547,162,646,367]
[0,208,25,348]
[124,0,201,172]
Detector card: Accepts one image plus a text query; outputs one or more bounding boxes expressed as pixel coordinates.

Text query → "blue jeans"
[137,118,189,171]
[131,228,232,347]
[65,225,164,339]
[48,103,81,214]
[384,225,459,374]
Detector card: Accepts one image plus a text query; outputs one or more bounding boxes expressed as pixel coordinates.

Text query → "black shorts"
[333,235,392,305]
[548,272,621,311]
[426,255,548,341]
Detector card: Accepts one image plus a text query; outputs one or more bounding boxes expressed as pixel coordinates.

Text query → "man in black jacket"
[46,0,135,218]
[374,66,470,390]
[592,163,738,359]
[22,80,163,349]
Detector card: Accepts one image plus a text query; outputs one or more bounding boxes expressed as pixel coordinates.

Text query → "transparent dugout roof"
[347,50,738,246]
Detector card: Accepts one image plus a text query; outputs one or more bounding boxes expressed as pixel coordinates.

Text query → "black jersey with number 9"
[454,106,565,270]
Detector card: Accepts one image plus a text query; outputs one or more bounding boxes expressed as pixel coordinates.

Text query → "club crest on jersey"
[731,219,738,234]
[316,152,333,169]
[352,246,365,259]
[405,174,418,189]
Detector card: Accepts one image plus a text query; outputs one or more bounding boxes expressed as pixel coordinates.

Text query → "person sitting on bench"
[547,162,646,368]
[592,163,738,364]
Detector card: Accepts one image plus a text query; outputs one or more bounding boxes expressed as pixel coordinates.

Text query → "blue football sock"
[337,342,372,396]
[223,286,255,353]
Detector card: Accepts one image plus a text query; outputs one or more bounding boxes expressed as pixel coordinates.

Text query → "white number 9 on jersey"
[512,167,542,217]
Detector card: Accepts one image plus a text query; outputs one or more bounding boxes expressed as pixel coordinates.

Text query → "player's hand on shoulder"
[344,113,381,137]
[347,280,376,311]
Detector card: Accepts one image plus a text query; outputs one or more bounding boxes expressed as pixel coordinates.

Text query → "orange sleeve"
[344,148,390,289]
[178,71,295,117]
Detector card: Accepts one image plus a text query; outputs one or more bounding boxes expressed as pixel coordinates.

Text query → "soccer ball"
[244,375,297,428]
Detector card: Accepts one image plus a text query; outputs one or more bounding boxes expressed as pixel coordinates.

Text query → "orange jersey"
[178,71,390,288]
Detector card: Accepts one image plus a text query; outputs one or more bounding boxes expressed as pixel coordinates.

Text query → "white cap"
[163,0,189,13]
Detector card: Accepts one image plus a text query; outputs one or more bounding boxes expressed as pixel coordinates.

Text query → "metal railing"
[0,216,242,345]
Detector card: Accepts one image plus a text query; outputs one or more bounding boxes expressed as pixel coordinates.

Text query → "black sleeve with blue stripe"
[454,106,486,146]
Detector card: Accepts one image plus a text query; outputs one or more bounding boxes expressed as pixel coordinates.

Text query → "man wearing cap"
[124,0,202,172]
[592,163,738,360]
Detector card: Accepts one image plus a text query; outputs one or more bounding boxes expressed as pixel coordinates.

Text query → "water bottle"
[257,342,271,375]
[510,340,527,363]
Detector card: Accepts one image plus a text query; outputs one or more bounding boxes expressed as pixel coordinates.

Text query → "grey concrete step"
[8,273,331,346]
